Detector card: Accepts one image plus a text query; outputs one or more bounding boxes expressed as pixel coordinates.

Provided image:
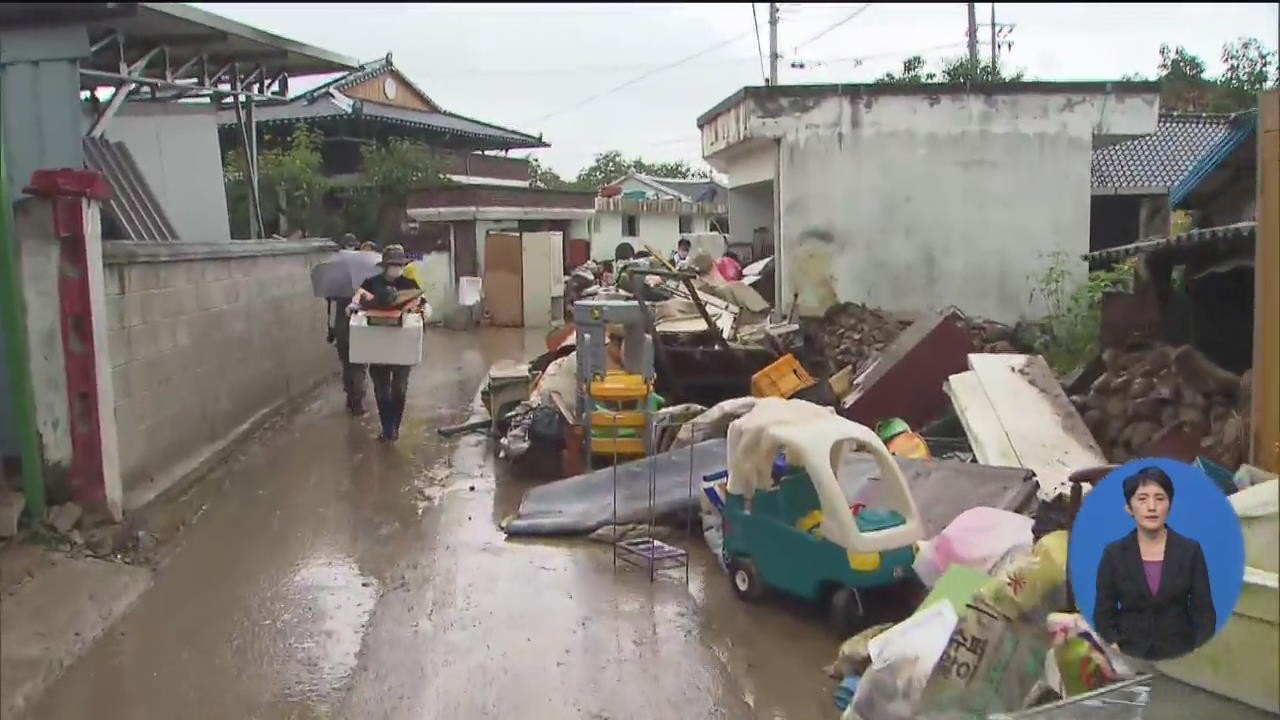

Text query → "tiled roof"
[1091,113,1235,190]
[656,178,727,206]
[218,70,546,151]
[616,173,727,205]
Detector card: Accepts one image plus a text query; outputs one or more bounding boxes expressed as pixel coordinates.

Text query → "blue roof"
[1170,110,1257,208]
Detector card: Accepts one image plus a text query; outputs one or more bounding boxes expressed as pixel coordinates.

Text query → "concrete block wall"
[101,242,333,509]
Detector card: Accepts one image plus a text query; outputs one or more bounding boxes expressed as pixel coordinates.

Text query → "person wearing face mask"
[1092,467,1216,660]
[350,244,423,442]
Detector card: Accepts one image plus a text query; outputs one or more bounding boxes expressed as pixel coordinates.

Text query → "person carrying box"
[349,244,425,443]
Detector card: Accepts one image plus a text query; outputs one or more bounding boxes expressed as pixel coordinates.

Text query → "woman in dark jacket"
[1094,467,1216,661]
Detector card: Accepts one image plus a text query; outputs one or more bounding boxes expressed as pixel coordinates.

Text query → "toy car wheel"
[729,557,765,602]
[829,587,866,636]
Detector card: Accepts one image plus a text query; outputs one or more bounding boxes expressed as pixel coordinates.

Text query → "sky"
[195,3,1279,178]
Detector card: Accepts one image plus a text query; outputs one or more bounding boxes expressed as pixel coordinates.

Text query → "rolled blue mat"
[833,673,860,711]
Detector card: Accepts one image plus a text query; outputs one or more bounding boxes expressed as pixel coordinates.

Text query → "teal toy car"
[722,405,926,634]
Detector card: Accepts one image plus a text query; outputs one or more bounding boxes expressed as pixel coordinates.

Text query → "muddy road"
[29,328,837,720]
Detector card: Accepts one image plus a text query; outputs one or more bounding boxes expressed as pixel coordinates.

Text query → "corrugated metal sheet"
[82,137,179,241]
[1084,222,1256,266]
[1170,111,1258,208]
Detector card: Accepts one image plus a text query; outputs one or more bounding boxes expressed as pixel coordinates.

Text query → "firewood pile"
[967,320,1020,354]
[1071,343,1251,467]
[820,302,913,374]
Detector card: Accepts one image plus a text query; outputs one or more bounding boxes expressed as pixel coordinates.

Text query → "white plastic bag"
[847,600,959,720]
[912,507,1033,588]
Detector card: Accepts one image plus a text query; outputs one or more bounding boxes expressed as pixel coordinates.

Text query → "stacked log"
[820,303,913,375]
[967,319,1020,354]
[1071,343,1250,467]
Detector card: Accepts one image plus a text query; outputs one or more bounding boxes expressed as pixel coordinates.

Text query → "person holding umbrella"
[349,244,425,442]
[319,233,378,415]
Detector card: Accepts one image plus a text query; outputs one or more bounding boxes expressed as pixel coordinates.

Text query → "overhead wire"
[751,3,768,83]
[791,3,872,53]
[519,28,758,126]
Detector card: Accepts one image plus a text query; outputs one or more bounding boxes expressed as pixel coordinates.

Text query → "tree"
[873,53,1022,85]
[350,138,447,243]
[526,156,570,190]
[1157,38,1278,112]
[572,150,634,191]
[1219,37,1279,106]
[223,125,329,238]
[877,55,937,84]
[568,150,710,191]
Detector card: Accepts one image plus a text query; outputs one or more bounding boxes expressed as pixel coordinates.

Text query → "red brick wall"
[435,151,530,182]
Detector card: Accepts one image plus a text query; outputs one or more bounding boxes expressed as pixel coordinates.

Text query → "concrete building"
[698,82,1161,323]
[591,172,727,261]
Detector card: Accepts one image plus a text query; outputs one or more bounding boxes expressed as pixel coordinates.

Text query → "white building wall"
[591,212,682,261]
[728,182,773,251]
[102,103,232,242]
[712,90,1158,323]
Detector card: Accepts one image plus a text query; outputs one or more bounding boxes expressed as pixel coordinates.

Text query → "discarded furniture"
[946,354,1107,499]
[841,310,972,430]
[572,296,655,460]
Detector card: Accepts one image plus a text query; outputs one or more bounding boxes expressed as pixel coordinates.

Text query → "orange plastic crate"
[751,354,816,399]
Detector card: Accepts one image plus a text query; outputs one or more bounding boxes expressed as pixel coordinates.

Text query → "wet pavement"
[29,328,839,720]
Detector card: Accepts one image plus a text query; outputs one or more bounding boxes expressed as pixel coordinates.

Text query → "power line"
[751,3,768,83]
[520,29,757,126]
[792,3,871,53]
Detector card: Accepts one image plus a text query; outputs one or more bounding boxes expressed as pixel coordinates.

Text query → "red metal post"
[23,169,113,509]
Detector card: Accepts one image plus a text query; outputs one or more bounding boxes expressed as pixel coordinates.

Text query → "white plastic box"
[348,311,423,365]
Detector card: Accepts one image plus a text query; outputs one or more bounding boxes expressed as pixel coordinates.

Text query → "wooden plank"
[965,354,1106,499]
[944,370,1021,469]
[1254,90,1280,472]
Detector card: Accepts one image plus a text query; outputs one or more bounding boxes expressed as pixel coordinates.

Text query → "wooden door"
[484,232,523,327]
[452,220,478,280]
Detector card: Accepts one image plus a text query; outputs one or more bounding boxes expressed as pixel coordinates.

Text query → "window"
[678,214,693,234]
[623,214,639,237]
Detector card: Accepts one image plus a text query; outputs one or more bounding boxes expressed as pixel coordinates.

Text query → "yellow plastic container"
[750,354,816,399]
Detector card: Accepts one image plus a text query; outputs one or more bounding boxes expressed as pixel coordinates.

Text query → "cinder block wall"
[101,242,333,508]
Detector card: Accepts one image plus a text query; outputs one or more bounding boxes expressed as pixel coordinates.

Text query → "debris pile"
[966,319,1019,354]
[1072,343,1250,467]
[820,303,913,374]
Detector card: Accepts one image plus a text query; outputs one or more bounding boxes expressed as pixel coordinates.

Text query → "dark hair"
[615,242,635,260]
[634,250,652,259]
[1123,467,1175,506]
[723,250,740,263]
[677,239,691,248]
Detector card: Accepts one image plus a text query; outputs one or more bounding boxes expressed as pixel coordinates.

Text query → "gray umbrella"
[311,249,381,299]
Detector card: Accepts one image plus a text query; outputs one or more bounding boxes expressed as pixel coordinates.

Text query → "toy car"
[722,405,926,634]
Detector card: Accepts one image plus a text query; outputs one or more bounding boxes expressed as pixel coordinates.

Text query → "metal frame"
[79,32,301,239]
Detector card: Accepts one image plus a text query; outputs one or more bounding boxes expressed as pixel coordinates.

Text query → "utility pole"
[990,3,998,73]
[768,2,779,86]
[966,2,979,67]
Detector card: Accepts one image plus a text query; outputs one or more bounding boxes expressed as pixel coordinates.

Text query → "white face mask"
[385,266,404,279]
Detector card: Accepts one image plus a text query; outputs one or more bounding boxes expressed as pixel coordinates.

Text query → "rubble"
[820,302,913,375]
[1071,342,1250,468]
[46,503,83,535]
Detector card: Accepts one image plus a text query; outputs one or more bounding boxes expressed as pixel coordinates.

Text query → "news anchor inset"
[1091,466,1218,660]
